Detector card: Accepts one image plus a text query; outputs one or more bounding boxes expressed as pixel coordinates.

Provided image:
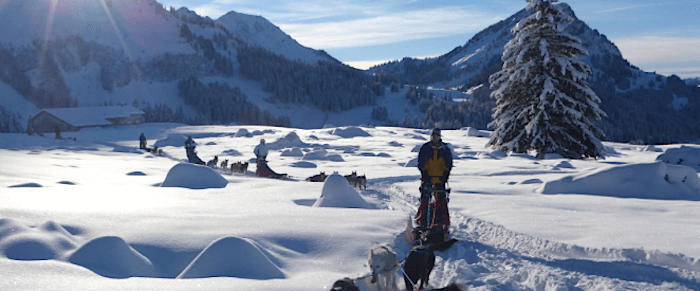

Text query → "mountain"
[0,0,379,130]
[370,3,700,144]
[215,10,338,65]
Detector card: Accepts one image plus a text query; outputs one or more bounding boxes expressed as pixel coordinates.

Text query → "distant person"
[415,128,453,229]
[139,133,147,150]
[185,135,204,165]
[254,139,268,162]
[185,135,195,150]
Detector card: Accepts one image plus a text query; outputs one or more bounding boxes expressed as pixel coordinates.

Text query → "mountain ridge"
[1,1,699,143]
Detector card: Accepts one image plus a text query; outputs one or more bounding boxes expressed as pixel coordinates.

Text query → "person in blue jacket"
[416,128,453,229]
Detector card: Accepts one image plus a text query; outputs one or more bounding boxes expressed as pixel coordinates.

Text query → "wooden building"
[29,106,145,134]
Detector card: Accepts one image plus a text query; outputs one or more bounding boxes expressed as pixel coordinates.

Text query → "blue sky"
[159,0,700,78]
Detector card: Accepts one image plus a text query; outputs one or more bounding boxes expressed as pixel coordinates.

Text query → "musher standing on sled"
[416,128,453,233]
[254,139,268,174]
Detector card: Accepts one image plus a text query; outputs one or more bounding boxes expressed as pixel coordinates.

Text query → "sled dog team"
[305,171,367,190]
[331,244,465,291]
[331,128,456,290]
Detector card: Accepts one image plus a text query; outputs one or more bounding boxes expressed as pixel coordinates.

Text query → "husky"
[206,156,218,168]
[356,175,367,190]
[306,172,327,182]
[220,159,228,170]
[231,161,248,174]
[368,245,398,291]
[403,245,435,291]
[330,278,360,291]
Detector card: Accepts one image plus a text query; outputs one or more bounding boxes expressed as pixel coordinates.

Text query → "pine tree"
[487,0,606,159]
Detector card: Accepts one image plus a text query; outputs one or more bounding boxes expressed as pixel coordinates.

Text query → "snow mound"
[642,145,662,152]
[312,173,371,208]
[404,158,418,167]
[280,147,304,157]
[411,145,422,152]
[0,219,78,260]
[290,161,316,168]
[656,145,700,171]
[234,128,251,137]
[405,133,427,140]
[268,131,309,149]
[8,182,42,188]
[176,236,284,279]
[461,127,491,137]
[302,148,344,162]
[539,162,700,200]
[221,149,242,156]
[331,127,371,138]
[68,236,157,278]
[161,163,228,189]
[154,134,187,148]
[127,171,147,176]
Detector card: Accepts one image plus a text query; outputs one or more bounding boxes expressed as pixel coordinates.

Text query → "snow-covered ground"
[2,124,700,290]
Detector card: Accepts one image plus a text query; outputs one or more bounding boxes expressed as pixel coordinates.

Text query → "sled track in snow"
[366,179,700,291]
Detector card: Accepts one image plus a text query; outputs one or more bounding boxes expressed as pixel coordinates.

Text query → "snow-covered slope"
[216,11,337,64]
[0,0,189,57]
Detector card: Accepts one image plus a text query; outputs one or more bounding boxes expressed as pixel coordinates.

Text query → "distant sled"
[255,160,287,180]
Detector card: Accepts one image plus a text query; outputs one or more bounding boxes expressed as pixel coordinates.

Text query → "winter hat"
[260,139,265,144]
[431,128,441,137]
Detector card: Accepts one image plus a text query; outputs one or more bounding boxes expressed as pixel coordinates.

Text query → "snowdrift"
[657,145,700,171]
[68,236,158,278]
[176,236,284,279]
[234,128,251,137]
[281,147,304,157]
[267,131,309,149]
[302,148,344,162]
[0,219,78,260]
[330,127,371,138]
[312,173,371,208]
[160,163,228,189]
[461,127,491,137]
[539,161,700,200]
[154,134,188,148]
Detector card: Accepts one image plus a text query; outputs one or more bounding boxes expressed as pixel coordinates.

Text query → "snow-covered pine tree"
[487,0,607,159]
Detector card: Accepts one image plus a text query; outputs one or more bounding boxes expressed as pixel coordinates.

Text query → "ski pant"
[415,182,449,229]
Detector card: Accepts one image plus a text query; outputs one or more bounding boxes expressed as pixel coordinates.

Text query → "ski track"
[367,179,700,291]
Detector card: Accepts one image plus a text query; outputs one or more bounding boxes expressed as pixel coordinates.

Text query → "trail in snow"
[366,178,700,291]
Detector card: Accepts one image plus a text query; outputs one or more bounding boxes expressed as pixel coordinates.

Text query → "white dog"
[368,245,398,291]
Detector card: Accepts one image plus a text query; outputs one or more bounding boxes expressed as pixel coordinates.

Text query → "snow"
[312,173,372,209]
[539,162,700,200]
[160,163,228,189]
[176,236,285,279]
[330,126,372,138]
[656,145,700,171]
[3,124,700,290]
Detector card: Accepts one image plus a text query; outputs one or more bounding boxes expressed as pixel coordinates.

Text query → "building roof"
[39,106,144,127]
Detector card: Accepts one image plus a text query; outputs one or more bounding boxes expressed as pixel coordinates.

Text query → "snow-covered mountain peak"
[215,10,337,64]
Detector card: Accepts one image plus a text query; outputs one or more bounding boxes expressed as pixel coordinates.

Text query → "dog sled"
[255,160,287,180]
[406,187,457,251]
